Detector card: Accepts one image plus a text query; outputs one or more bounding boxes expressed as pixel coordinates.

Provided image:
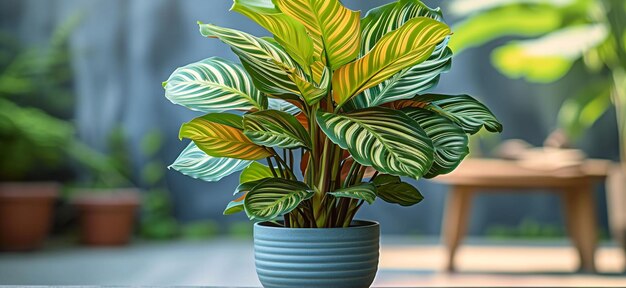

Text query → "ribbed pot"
[253,220,379,288]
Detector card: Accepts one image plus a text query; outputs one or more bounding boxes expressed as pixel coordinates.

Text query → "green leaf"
[244,178,315,221]
[268,98,301,115]
[360,0,444,55]
[350,46,452,109]
[333,17,451,107]
[274,0,361,69]
[289,67,330,106]
[350,1,451,109]
[169,142,252,182]
[164,57,266,113]
[224,199,245,215]
[316,107,434,179]
[403,108,469,178]
[491,24,607,83]
[198,23,301,96]
[448,5,562,53]
[373,174,423,206]
[231,0,314,69]
[329,183,377,204]
[243,110,311,149]
[240,162,275,184]
[179,113,272,160]
[397,94,503,135]
[557,80,611,139]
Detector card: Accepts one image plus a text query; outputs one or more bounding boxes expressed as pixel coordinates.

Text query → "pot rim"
[254,219,379,231]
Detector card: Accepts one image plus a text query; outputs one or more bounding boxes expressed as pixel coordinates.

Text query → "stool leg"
[562,185,598,273]
[442,187,474,272]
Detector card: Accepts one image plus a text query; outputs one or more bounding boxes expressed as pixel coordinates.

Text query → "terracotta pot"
[72,189,140,246]
[0,182,58,251]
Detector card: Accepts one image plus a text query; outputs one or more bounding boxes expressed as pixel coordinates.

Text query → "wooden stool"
[434,159,611,273]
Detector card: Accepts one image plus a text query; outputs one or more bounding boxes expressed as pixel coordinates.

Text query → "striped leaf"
[164,57,266,113]
[348,0,451,109]
[333,17,451,107]
[289,67,329,106]
[199,23,301,96]
[360,0,444,55]
[273,0,361,69]
[268,98,301,115]
[225,179,266,215]
[179,113,272,160]
[403,108,469,178]
[395,94,503,134]
[169,142,251,182]
[316,107,434,179]
[240,162,275,184]
[243,110,311,149]
[373,174,423,206]
[244,178,315,220]
[329,183,377,204]
[349,46,452,109]
[231,0,314,69]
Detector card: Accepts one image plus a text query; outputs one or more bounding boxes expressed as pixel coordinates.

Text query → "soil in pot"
[0,182,59,251]
[72,189,139,246]
[254,220,380,288]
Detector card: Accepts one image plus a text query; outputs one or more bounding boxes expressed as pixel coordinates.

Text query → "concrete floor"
[0,237,624,287]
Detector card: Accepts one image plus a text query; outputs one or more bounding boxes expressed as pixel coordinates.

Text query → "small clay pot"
[72,189,140,246]
[0,182,59,251]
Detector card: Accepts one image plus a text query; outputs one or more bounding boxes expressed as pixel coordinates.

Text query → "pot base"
[254,220,379,288]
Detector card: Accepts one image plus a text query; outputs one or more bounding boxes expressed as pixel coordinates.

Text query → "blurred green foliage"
[0,16,80,181]
[450,0,626,144]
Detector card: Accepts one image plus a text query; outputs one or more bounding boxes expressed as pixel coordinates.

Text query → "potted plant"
[164,0,501,286]
[69,127,141,246]
[0,19,77,251]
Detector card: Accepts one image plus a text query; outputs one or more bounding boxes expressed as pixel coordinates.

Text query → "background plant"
[449,0,625,171]
[164,0,502,228]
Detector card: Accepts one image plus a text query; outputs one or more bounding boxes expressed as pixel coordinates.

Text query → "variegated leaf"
[395,94,503,134]
[231,0,314,69]
[179,113,272,160]
[403,108,469,178]
[164,57,266,113]
[240,162,275,184]
[169,142,251,182]
[372,174,423,206]
[273,0,361,69]
[329,183,377,204]
[268,98,301,115]
[316,107,434,179]
[289,67,330,106]
[349,46,452,109]
[198,23,301,96]
[243,110,311,149]
[347,0,451,109]
[360,0,444,55]
[244,178,315,220]
[333,17,451,107]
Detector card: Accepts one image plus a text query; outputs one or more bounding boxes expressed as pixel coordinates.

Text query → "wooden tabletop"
[432,159,613,189]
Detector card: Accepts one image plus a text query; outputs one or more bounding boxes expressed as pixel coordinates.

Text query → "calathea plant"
[164,0,502,228]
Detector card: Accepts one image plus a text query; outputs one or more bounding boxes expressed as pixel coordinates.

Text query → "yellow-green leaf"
[273,0,361,70]
[288,67,330,106]
[231,0,314,70]
[179,113,271,160]
[333,17,451,107]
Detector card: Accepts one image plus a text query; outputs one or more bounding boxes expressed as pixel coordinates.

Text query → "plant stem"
[266,157,278,178]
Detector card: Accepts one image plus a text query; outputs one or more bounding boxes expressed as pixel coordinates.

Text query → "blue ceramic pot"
[253,220,380,288]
